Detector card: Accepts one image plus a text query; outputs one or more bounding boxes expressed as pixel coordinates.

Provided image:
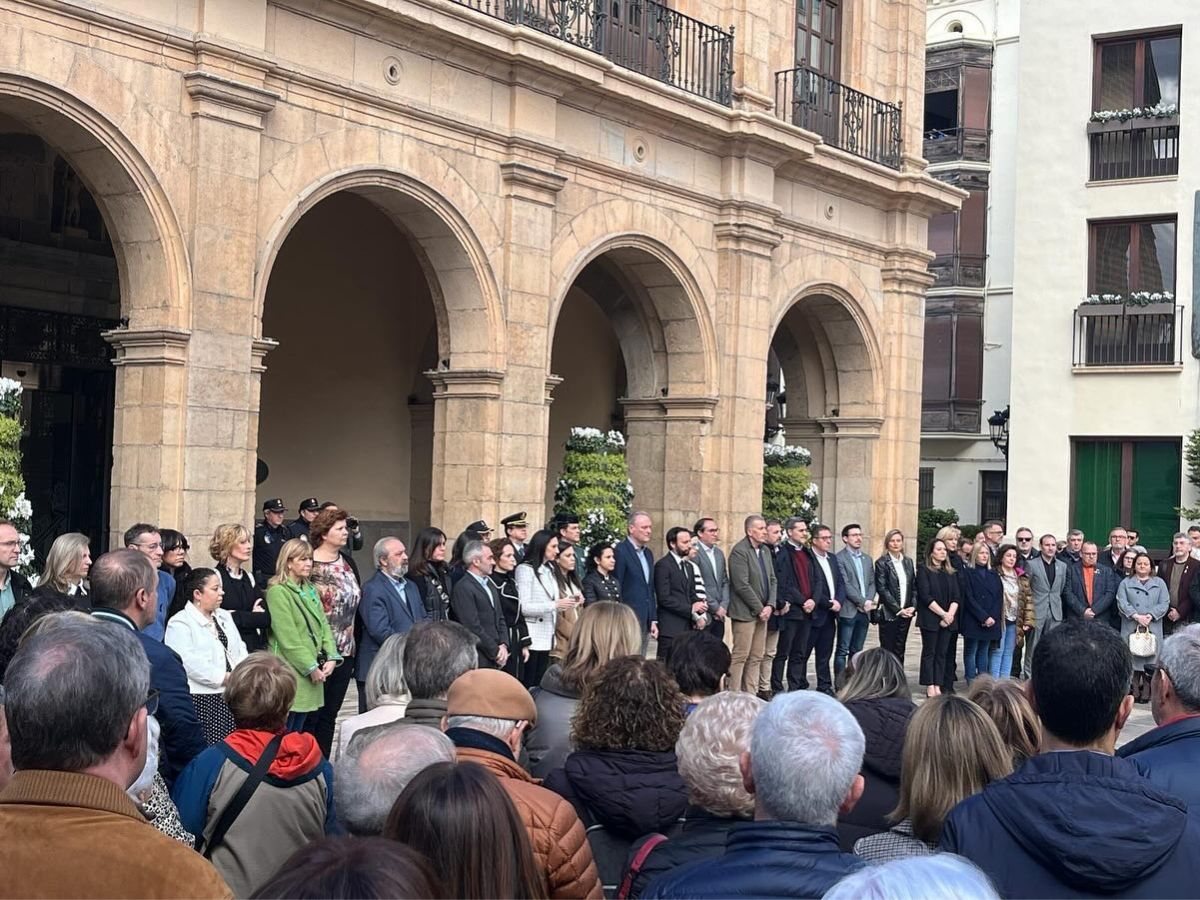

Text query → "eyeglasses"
[144,689,160,717]
[135,542,163,551]
[1017,536,1032,542]
[0,540,19,549]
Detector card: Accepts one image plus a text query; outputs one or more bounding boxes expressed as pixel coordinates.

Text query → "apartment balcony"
[1087,116,1180,182]
[773,66,903,169]
[929,253,985,289]
[450,0,735,105]
[1072,303,1184,368]
[922,399,983,435]
[923,127,990,165]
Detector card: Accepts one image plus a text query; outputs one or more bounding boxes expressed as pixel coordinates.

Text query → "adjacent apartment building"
[0,0,953,556]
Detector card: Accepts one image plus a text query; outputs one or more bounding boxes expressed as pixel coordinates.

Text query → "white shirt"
[890,555,909,609]
[814,551,836,597]
[164,603,249,694]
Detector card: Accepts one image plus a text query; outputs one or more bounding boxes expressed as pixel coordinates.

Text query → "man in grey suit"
[728,515,778,695]
[1022,533,1073,679]
[835,523,876,685]
[692,517,730,639]
[448,541,509,670]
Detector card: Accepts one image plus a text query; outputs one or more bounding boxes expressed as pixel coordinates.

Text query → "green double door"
[1074,440,1181,553]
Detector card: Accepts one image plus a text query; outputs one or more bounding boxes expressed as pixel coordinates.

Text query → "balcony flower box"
[1086,114,1179,134]
[1077,302,1175,316]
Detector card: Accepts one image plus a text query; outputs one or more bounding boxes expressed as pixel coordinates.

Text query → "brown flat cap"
[446,669,537,724]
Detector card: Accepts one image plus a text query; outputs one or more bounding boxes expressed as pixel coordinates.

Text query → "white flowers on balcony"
[1082,291,1176,307]
[1089,102,1179,123]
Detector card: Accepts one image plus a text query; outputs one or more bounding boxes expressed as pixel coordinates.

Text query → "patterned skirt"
[192,693,236,746]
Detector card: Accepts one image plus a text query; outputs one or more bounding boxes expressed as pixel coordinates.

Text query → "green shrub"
[917,507,959,559]
[554,428,634,550]
[762,443,819,524]
[0,378,34,575]
[1177,429,1200,520]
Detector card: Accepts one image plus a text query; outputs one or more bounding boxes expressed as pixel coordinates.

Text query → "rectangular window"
[1072,439,1181,551]
[1094,31,1181,110]
[795,0,840,77]
[919,468,935,511]
[980,471,1007,525]
[1089,217,1176,295]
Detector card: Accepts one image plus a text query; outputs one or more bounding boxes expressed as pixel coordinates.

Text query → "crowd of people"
[1,503,1200,899]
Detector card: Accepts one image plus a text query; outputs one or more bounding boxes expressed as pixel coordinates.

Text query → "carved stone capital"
[500,161,568,207]
[184,71,279,131]
[425,368,506,400]
[102,327,191,367]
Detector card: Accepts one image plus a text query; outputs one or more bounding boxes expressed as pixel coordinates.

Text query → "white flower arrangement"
[1089,102,1178,123]
[763,442,813,467]
[1083,291,1175,307]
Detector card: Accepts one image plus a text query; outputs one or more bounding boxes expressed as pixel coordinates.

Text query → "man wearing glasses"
[1100,527,1129,571]
[124,523,175,642]
[0,519,32,618]
[1014,528,1037,564]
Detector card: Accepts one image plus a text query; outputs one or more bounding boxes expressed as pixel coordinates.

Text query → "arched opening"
[548,244,713,523]
[769,292,880,528]
[257,191,440,542]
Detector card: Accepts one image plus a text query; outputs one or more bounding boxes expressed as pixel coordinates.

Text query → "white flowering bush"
[1090,102,1178,123]
[762,442,819,524]
[0,378,36,575]
[554,427,633,549]
[1083,291,1175,308]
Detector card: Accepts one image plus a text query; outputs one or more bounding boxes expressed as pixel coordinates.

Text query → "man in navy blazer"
[357,537,428,704]
[615,511,657,649]
[803,524,847,695]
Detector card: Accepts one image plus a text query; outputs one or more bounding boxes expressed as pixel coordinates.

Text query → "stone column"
[178,70,277,541]
[408,403,435,536]
[622,397,718,530]
[103,327,190,546]
[816,416,883,534]
[426,369,505,534]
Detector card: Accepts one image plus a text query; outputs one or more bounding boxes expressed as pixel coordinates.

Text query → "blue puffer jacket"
[940,751,1200,898]
[1117,714,1200,810]
[642,820,863,899]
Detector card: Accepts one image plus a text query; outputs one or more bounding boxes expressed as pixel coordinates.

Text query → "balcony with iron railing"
[1087,115,1179,181]
[929,253,986,289]
[449,0,735,105]
[773,66,903,169]
[1072,302,1184,368]
[921,399,983,434]
[923,126,990,165]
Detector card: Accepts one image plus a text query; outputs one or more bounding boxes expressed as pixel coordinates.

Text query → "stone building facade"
[0,0,955,555]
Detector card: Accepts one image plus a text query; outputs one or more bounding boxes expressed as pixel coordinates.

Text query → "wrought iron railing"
[923,126,989,164]
[1073,304,1183,367]
[1087,117,1179,181]
[773,66,903,168]
[449,0,735,105]
[929,253,986,289]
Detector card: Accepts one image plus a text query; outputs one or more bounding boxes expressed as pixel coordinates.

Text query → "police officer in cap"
[502,512,529,563]
[289,497,320,541]
[553,512,581,546]
[254,498,291,583]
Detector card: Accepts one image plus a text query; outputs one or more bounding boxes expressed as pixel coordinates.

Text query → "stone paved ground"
[331,625,1156,762]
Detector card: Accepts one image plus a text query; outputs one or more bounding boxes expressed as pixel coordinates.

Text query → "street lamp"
[987,405,1010,458]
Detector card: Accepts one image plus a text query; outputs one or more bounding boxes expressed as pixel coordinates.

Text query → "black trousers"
[943,630,959,692]
[802,618,836,692]
[305,655,356,758]
[878,615,913,665]
[772,617,812,691]
[355,680,368,715]
[919,628,956,688]
[656,633,677,666]
[523,650,551,690]
[707,616,726,641]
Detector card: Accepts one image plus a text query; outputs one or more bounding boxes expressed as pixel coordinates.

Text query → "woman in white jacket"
[165,566,249,744]
[516,529,570,690]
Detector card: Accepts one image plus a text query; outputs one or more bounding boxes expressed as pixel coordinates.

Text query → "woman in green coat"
[266,538,341,732]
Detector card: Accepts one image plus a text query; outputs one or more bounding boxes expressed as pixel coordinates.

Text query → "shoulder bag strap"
[617,832,669,900]
[198,733,284,858]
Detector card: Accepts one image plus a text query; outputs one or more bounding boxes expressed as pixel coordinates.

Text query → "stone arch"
[549,202,719,399]
[0,75,191,328]
[255,166,504,371]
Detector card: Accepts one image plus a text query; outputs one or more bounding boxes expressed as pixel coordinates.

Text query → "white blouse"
[164,602,249,694]
[516,562,560,652]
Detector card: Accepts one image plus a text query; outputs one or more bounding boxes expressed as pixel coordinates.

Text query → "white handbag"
[1129,625,1157,658]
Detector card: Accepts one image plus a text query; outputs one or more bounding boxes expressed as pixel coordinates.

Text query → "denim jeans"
[962,636,992,682]
[285,711,308,733]
[990,622,1018,679]
[834,611,871,675]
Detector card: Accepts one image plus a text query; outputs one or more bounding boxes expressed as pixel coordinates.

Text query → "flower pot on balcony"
[1087,114,1180,134]
[1078,302,1175,316]
[1077,304,1125,316]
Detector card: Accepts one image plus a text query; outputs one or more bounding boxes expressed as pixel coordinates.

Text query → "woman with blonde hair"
[29,532,91,608]
[874,529,917,664]
[966,675,1040,766]
[210,523,269,652]
[526,600,641,778]
[266,538,340,733]
[854,694,1012,861]
[917,539,960,697]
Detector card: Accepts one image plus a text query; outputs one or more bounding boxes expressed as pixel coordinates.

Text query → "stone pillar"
[426,369,505,534]
[819,416,883,535]
[179,70,277,540]
[246,338,277,527]
[408,402,434,536]
[103,327,190,546]
[622,397,719,531]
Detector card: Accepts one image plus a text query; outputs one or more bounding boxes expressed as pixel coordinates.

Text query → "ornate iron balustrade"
[773,66,903,168]
[1072,304,1183,367]
[1087,116,1179,181]
[449,0,735,105]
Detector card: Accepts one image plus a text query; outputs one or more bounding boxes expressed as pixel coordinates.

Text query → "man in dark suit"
[449,541,508,670]
[614,511,657,650]
[802,523,846,695]
[692,517,730,639]
[88,550,206,787]
[1065,541,1120,629]
[653,527,708,665]
[1159,532,1200,631]
[357,537,428,706]
[773,517,811,692]
[1098,526,1129,571]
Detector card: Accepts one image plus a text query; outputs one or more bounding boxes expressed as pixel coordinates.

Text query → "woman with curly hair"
[543,655,689,893]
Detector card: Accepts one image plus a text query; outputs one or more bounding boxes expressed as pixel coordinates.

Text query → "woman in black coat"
[916,539,959,698]
[960,543,1003,684]
[210,524,269,652]
[581,542,622,605]
[408,527,452,621]
[835,648,915,851]
[873,529,918,664]
[488,538,531,681]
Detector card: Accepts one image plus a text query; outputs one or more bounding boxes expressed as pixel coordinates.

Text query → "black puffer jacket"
[544,749,687,895]
[837,696,914,850]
